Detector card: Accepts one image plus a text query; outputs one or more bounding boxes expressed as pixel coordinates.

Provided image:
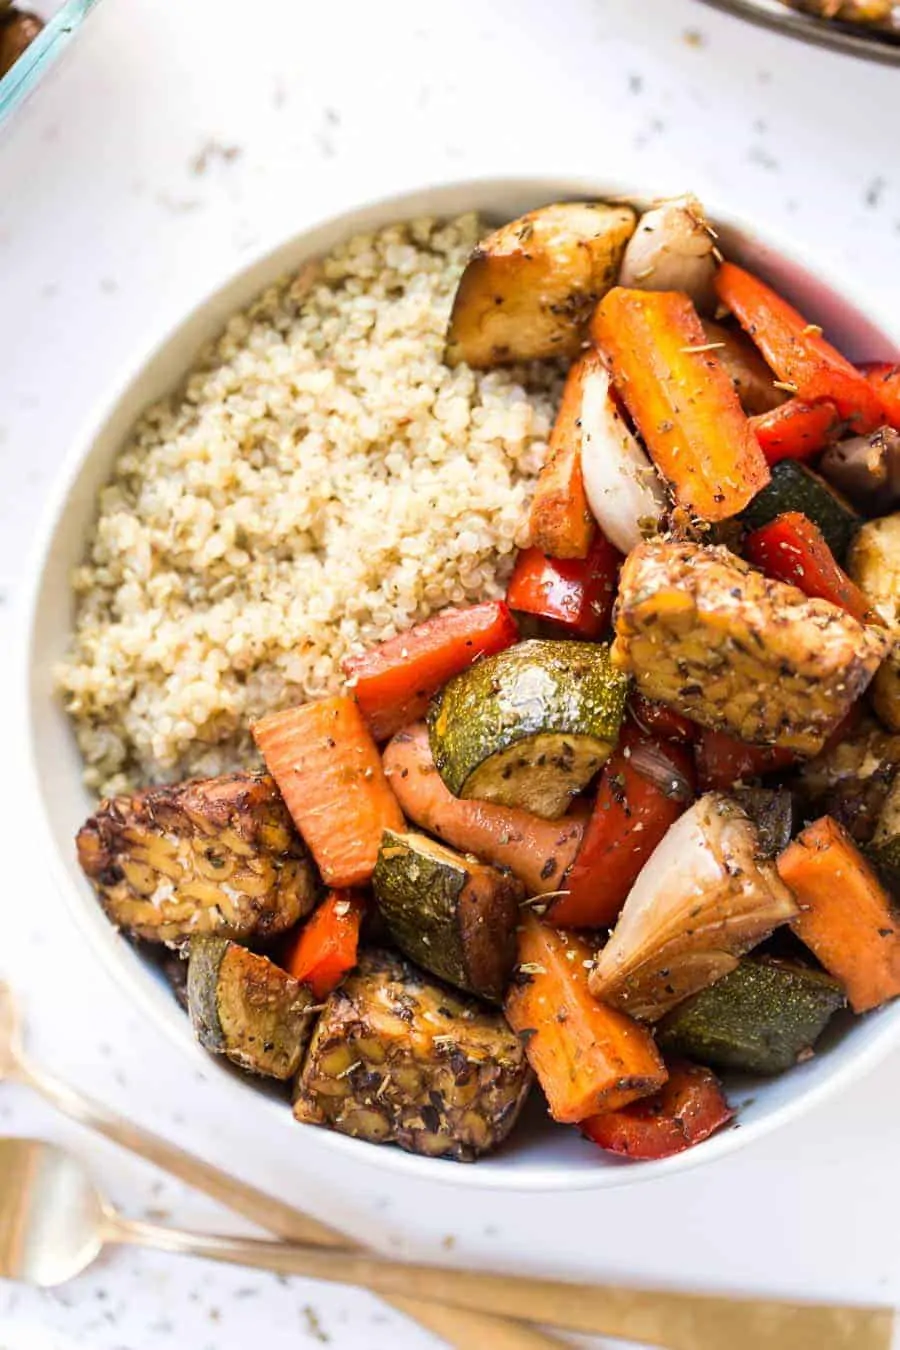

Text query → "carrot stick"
[751,398,841,465]
[282,890,365,998]
[777,815,900,1013]
[382,723,585,895]
[505,917,667,1124]
[528,351,598,559]
[342,601,519,742]
[252,696,404,888]
[590,288,770,521]
[715,264,883,433]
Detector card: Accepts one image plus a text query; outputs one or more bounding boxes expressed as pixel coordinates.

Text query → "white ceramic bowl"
[23,176,900,1190]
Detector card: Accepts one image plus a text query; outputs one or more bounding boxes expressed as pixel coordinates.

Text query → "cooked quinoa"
[58,215,562,797]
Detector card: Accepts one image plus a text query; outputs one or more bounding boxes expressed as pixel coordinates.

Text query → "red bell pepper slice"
[550,724,695,930]
[744,511,876,624]
[715,263,883,433]
[860,362,900,431]
[506,534,621,639]
[581,1062,735,1161]
[750,397,840,465]
[283,890,366,999]
[629,694,698,746]
[343,601,519,742]
[695,728,797,792]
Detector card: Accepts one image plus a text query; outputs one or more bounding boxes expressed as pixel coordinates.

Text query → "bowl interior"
[25,177,900,1190]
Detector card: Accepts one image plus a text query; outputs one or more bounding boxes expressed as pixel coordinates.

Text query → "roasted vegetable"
[702,320,786,418]
[618,195,717,313]
[591,287,769,523]
[741,459,860,562]
[589,793,798,1021]
[629,696,697,745]
[383,723,586,894]
[188,937,316,1080]
[445,202,636,367]
[549,724,695,930]
[847,514,900,731]
[868,777,900,896]
[252,696,404,888]
[342,601,519,743]
[744,512,876,623]
[715,262,884,432]
[282,890,366,999]
[506,535,620,640]
[778,815,900,1013]
[861,362,900,430]
[76,772,317,946]
[505,918,666,1124]
[657,957,845,1075]
[751,398,840,465]
[695,729,796,792]
[577,359,667,554]
[796,715,900,844]
[581,1063,734,1160]
[611,540,889,755]
[528,350,598,559]
[731,788,794,857]
[372,830,521,1001]
[293,950,532,1161]
[428,639,629,820]
[819,427,900,516]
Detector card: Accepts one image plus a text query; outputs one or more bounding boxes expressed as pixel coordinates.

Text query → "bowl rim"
[20,172,900,1192]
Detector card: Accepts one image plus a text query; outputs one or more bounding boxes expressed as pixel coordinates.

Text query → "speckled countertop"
[2,2,900,1347]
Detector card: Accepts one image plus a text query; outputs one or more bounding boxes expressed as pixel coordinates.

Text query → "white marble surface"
[2,1,900,1346]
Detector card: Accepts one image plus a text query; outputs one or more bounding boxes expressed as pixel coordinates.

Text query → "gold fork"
[0,981,566,1350]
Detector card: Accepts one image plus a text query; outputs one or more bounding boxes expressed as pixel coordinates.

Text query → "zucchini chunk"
[293,950,532,1161]
[611,540,889,756]
[445,202,636,367]
[428,639,628,820]
[188,937,317,1080]
[657,957,846,1076]
[372,830,521,1001]
[741,460,860,562]
[848,514,900,732]
[76,772,319,946]
[589,793,798,1021]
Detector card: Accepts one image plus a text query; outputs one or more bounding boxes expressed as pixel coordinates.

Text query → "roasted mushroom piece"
[820,428,900,517]
[293,950,532,1161]
[76,772,319,945]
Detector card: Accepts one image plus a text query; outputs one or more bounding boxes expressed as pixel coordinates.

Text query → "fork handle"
[108,1217,894,1350]
[18,1055,569,1350]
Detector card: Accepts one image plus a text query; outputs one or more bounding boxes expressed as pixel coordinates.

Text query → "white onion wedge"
[579,360,667,554]
[589,793,798,1022]
[618,193,718,314]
